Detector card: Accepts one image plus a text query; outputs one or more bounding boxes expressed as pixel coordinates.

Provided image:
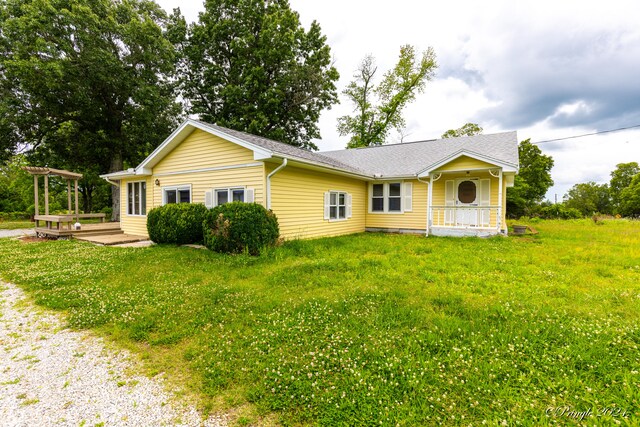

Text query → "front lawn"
[0,220,638,425]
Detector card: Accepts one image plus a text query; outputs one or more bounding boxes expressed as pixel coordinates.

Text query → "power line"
[531,124,640,145]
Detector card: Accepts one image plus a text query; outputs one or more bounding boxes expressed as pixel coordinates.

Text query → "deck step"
[74,233,149,245]
[74,229,125,236]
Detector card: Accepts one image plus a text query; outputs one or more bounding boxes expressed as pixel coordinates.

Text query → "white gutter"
[266,158,288,210]
[103,178,120,188]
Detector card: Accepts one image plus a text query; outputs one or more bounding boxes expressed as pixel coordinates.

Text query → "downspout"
[266,158,287,210]
[104,178,120,188]
[417,175,430,236]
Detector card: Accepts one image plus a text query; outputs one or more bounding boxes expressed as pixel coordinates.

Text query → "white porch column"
[497,169,503,232]
[427,173,433,236]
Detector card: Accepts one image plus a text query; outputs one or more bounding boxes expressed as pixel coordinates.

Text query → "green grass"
[0,220,33,230]
[0,219,638,425]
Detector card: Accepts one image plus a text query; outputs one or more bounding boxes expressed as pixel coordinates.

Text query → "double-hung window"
[369,182,412,213]
[329,191,347,220]
[163,185,191,205]
[324,191,352,221]
[214,187,245,206]
[204,187,254,208]
[127,181,146,216]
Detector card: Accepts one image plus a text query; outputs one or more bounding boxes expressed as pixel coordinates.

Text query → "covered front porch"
[421,153,516,237]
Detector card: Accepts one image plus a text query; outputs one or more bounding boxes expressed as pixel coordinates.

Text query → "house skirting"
[365,227,426,235]
[429,226,507,238]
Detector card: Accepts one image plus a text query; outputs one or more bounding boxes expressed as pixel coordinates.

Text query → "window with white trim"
[212,187,255,207]
[369,182,411,213]
[127,181,146,216]
[163,185,191,205]
[324,191,352,221]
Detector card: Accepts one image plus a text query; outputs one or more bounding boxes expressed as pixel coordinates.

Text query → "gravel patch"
[0,229,35,239]
[0,281,228,427]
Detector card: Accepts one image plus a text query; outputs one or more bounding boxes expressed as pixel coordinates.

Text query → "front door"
[455,178,478,226]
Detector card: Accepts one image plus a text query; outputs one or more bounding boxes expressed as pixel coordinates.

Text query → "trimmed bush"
[203,202,279,255]
[147,203,208,245]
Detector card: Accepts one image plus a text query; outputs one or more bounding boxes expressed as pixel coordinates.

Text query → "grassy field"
[0,219,638,425]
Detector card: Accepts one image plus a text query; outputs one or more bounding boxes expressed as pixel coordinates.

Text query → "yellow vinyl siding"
[269,165,366,239]
[434,155,496,172]
[153,129,256,174]
[430,171,502,228]
[364,180,428,231]
[153,166,264,208]
[120,177,152,237]
[119,129,265,237]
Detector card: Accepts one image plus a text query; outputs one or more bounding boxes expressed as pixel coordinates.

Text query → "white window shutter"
[204,190,213,208]
[346,193,352,218]
[479,179,491,206]
[403,182,413,212]
[445,180,455,206]
[245,188,255,203]
[323,192,330,220]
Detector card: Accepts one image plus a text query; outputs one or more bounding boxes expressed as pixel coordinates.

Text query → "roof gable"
[322,131,519,177]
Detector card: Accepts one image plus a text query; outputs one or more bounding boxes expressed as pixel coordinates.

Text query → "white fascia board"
[417,149,518,177]
[279,156,373,181]
[136,119,273,171]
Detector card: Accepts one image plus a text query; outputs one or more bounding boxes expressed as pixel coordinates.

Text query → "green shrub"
[147,203,208,245]
[539,204,583,219]
[203,202,279,255]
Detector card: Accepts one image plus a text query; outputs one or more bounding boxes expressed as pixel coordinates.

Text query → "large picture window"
[127,181,146,216]
[163,185,191,205]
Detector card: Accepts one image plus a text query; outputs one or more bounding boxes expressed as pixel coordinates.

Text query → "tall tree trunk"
[110,152,123,221]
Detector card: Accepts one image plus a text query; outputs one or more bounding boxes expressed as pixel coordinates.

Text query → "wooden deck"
[35,222,122,237]
[34,221,149,245]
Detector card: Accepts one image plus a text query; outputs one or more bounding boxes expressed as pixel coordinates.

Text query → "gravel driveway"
[0,229,35,239]
[0,281,228,427]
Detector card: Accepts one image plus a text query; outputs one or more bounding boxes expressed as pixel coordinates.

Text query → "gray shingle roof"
[194,120,518,177]
[321,132,519,177]
[192,120,370,175]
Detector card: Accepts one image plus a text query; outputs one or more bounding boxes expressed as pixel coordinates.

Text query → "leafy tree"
[441,123,483,139]
[337,45,437,148]
[180,0,338,150]
[0,0,183,218]
[563,182,611,216]
[618,173,640,217]
[609,162,639,214]
[506,139,554,218]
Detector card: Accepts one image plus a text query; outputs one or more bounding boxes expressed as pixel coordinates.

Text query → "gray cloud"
[439,26,640,132]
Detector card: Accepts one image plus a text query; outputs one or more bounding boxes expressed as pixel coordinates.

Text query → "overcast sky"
[157,0,640,200]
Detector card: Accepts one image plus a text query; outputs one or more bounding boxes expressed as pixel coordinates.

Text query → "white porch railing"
[429,205,502,229]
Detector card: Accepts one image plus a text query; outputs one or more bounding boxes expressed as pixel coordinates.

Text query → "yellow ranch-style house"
[101,119,519,239]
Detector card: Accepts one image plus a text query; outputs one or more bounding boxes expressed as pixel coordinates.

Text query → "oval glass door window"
[458,180,476,203]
